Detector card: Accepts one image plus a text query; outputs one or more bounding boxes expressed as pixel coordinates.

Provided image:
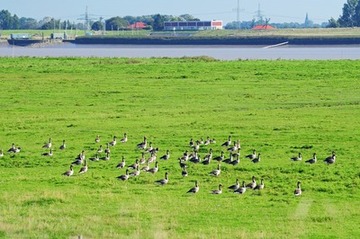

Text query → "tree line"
[1,1,360,31]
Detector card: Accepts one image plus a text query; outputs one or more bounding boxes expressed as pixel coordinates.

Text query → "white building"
[164,20,223,31]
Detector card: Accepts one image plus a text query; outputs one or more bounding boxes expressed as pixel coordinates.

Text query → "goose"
[189,152,201,164]
[104,143,111,154]
[211,184,223,194]
[231,148,241,158]
[117,169,130,181]
[222,152,233,164]
[213,151,225,162]
[109,136,117,146]
[79,160,88,174]
[179,151,189,161]
[75,150,86,161]
[230,154,240,166]
[254,179,265,190]
[252,153,261,163]
[100,152,110,161]
[59,140,66,150]
[204,136,211,146]
[291,152,302,161]
[305,153,317,164]
[202,148,213,164]
[89,153,100,162]
[146,142,153,153]
[228,179,240,191]
[138,152,146,164]
[189,138,194,148]
[246,176,257,189]
[147,152,157,163]
[294,181,302,196]
[209,164,221,177]
[129,165,140,177]
[210,138,216,144]
[97,145,103,153]
[147,161,159,174]
[221,135,231,147]
[120,133,128,143]
[155,172,169,185]
[192,142,200,152]
[63,165,74,176]
[228,140,239,152]
[187,180,199,194]
[181,167,188,177]
[198,138,204,145]
[324,151,336,164]
[179,159,187,168]
[160,150,170,160]
[245,149,257,160]
[71,158,83,165]
[0,149,3,157]
[137,136,147,150]
[8,143,20,153]
[141,160,150,172]
[234,181,247,194]
[128,159,139,170]
[42,138,52,149]
[116,156,126,169]
[95,135,100,143]
[42,148,53,157]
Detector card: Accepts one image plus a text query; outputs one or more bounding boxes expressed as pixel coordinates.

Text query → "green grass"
[0,57,359,238]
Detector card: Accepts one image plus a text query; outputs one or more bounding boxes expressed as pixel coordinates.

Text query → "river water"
[1,42,360,60]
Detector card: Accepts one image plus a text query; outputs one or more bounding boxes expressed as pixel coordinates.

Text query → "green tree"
[327,17,340,28]
[105,17,128,30]
[152,14,164,31]
[0,9,12,29]
[91,21,104,31]
[338,0,358,27]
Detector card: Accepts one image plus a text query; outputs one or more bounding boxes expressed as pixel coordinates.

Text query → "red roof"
[128,22,147,29]
[252,24,275,30]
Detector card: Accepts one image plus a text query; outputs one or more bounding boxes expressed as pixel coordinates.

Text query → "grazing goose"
[42,138,52,149]
[192,142,200,152]
[294,181,302,196]
[117,169,130,181]
[147,152,157,163]
[129,166,140,177]
[222,152,233,164]
[228,140,240,152]
[8,143,21,153]
[59,140,66,150]
[254,179,265,190]
[42,148,53,157]
[221,135,232,147]
[213,151,225,162]
[72,151,85,165]
[230,154,240,166]
[181,167,188,177]
[202,148,213,162]
[160,150,170,160]
[0,149,3,157]
[228,179,240,191]
[100,152,110,161]
[252,153,261,163]
[89,153,100,162]
[63,165,74,176]
[79,160,88,174]
[128,159,139,170]
[234,181,247,194]
[305,153,317,164]
[141,160,150,172]
[246,176,257,189]
[109,136,117,146]
[116,156,126,169]
[137,136,147,150]
[211,184,223,194]
[189,152,201,164]
[95,135,100,143]
[187,180,199,194]
[120,133,128,143]
[291,152,302,161]
[209,164,221,177]
[180,151,189,161]
[155,172,169,185]
[147,161,159,174]
[324,151,336,164]
[245,149,257,160]
[204,136,211,146]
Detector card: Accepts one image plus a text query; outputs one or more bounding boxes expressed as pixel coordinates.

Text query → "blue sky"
[2,0,346,24]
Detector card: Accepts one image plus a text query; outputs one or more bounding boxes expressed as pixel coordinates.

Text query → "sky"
[1,0,346,24]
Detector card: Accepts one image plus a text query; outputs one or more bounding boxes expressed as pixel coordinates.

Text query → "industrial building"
[164,20,223,31]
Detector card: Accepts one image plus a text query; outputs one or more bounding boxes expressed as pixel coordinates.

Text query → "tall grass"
[0,57,359,238]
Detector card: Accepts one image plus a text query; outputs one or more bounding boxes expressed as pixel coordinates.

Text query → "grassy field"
[0,57,359,238]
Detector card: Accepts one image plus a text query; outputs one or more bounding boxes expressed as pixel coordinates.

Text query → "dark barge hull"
[7,39,47,46]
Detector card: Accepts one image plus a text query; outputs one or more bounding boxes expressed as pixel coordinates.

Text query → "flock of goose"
[1,134,336,197]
